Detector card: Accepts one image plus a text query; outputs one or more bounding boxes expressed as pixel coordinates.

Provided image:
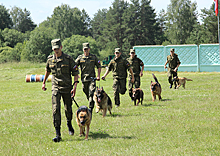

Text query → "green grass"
[0,62,220,155]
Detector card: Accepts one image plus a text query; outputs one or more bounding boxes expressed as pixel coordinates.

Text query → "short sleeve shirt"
[127,55,144,76]
[167,53,181,69]
[46,52,79,92]
[75,53,101,82]
[108,55,131,79]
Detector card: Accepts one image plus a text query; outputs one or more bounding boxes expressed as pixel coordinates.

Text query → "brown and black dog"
[76,106,92,140]
[93,87,112,117]
[132,88,144,106]
[172,76,193,89]
[150,73,162,102]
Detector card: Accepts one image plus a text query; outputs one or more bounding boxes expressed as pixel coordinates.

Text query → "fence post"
[197,45,200,72]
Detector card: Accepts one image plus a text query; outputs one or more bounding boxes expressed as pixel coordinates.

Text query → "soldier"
[75,42,101,114]
[101,48,135,107]
[127,49,144,100]
[164,48,181,89]
[42,39,79,142]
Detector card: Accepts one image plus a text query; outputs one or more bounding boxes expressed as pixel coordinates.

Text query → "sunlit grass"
[0,62,220,155]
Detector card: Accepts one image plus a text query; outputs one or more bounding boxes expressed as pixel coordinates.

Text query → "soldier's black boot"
[53,127,62,142]
[67,121,74,136]
[169,84,173,89]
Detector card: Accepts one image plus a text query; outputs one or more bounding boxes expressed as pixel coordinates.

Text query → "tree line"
[0,0,219,63]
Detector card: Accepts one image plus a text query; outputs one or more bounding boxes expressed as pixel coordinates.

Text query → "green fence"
[133,44,220,72]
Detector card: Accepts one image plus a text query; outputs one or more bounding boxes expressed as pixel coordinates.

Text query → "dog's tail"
[184,77,193,81]
[152,73,159,83]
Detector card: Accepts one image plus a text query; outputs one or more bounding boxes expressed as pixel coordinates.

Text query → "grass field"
[0,62,220,155]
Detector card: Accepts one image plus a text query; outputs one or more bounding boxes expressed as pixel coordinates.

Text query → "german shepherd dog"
[76,106,92,140]
[150,74,162,102]
[93,87,112,117]
[172,76,193,89]
[132,88,144,106]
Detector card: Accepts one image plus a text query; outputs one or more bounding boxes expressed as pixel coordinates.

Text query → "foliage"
[0,62,220,155]
[21,27,55,62]
[165,0,198,44]
[10,6,37,33]
[0,4,13,30]
[48,4,91,41]
[62,35,100,60]
[1,28,25,48]
[0,1,220,64]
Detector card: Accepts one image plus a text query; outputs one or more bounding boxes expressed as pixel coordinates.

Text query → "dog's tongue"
[98,98,101,103]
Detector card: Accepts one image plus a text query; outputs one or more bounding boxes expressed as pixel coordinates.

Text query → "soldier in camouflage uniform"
[102,48,135,107]
[127,49,144,100]
[42,39,79,142]
[75,43,101,113]
[164,48,181,89]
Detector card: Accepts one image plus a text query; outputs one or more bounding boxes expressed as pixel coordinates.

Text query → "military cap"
[130,49,135,53]
[115,48,121,53]
[170,48,175,52]
[51,39,61,50]
[83,43,90,49]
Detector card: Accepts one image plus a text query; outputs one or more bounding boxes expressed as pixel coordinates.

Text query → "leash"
[71,81,79,108]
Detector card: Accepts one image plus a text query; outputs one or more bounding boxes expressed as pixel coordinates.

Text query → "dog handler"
[102,48,135,107]
[164,48,181,89]
[42,39,79,142]
[75,43,101,115]
[127,49,144,100]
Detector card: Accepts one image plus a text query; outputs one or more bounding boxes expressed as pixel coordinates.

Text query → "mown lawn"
[0,62,220,155]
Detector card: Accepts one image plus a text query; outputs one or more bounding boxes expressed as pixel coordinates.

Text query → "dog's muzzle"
[80,119,87,126]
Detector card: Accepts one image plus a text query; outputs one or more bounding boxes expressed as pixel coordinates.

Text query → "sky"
[1,0,213,25]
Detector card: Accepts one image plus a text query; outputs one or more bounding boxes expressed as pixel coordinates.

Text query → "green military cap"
[115,48,120,53]
[83,43,90,49]
[51,39,61,50]
[130,49,135,53]
[170,48,175,52]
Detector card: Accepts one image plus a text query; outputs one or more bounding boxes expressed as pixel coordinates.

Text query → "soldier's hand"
[164,65,167,69]
[139,72,143,77]
[42,83,47,91]
[96,76,100,81]
[101,76,105,80]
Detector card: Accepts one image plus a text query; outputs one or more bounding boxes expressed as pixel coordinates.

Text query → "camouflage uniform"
[127,51,144,99]
[46,51,79,129]
[108,50,131,106]
[75,43,101,110]
[166,50,181,87]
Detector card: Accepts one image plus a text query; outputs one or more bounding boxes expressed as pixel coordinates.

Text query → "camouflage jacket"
[127,55,144,77]
[108,55,131,79]
[75,53,101,82]
[46,52,79,92]
[167,53,181,69]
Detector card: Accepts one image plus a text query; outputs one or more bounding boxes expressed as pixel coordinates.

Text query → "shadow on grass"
[89,131,135,140]
[63,132,135,142]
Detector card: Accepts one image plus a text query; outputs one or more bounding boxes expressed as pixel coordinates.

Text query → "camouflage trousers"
[128,76,140,99]
[52,90,73,128]
[82,81,96,109]
[167,69,177,86]
[113,78,127,105]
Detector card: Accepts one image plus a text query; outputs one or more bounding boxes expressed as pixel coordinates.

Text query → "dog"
[150,73,162,102]
[172,76,193,89]
[93,87,112,117]
[76,106,92,140]
[132,88,144,106]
